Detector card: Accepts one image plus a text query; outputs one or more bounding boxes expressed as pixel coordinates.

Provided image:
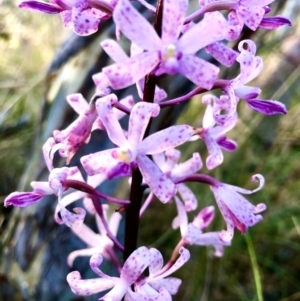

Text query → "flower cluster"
[4,0,291,299]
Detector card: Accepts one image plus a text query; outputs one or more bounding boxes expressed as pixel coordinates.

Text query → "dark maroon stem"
[123,0,163,261]
[159,79,229,108]
[89,194,125,252]
[113,101,132,115]
[184,1,235,24]
[176,173,221,187]
[65,179,130,205]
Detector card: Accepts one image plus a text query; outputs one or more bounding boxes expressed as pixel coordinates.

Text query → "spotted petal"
[137,154,176,203]
[178,12,227,54]
[177,183,198,211]
[121,246,152,284]
[138,125,196,155]
[103,51,160,89]
[237,4,265,31]
[162,0,188,45]
[179,54,219,90]
[171,153,202,181]
[96,94,128,147]
[149,248,164,275]
[101,39,129,63]
[113,0,162,51]
[205,42,238,67]
[67,271,116,296]
[72,4,101,36]
[128,102,160,147]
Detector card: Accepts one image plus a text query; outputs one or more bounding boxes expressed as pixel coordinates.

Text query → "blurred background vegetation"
[0,0,300,300]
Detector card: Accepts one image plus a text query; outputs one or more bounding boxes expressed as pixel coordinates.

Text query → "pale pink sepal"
[184,225,230,256]
[128,102,160,147]
[201,131,223,170]
[226,11,243,41]
[103,51,159,89]
[178,12,227,54]
[92,95,135,131]
[147,279,181,296]
[95,94,128,147]
[173,197,188,236]
[176,183,198,212]
[126,286,172,301]
[102,62,135,90]
[171,152,202,181]
[101,39,129,63]
[92,72,111,95]
[66,93,89,115]
[235,40,263,85]
[163,148,181,171]
[161,0,188,45]
[242,0,274,5]
[113,0,161,51]
[43,137,56,171]
[67,271,116,296]
[54,190,85,224]
[68,248,103,267]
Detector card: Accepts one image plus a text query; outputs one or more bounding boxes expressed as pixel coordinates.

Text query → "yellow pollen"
[116,148,132,163]
[162,44,177,61]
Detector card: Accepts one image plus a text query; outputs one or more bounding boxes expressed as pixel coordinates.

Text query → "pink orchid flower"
[4,138,86,227]
[102,0,228,89]
[67,246,189,300]
[210,174,267,242]
[173,197,230,256]
[81,94,198,203]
